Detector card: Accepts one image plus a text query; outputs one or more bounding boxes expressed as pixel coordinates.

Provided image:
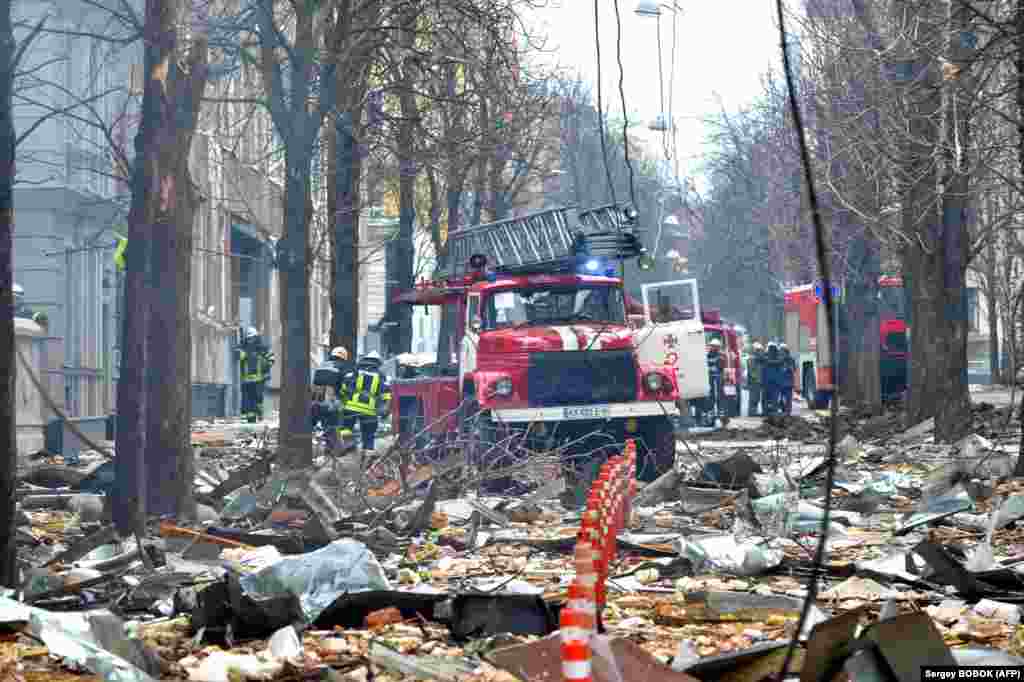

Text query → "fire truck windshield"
[484,285,626,330]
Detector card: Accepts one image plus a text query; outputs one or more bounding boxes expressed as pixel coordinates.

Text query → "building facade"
[12,0,332,421]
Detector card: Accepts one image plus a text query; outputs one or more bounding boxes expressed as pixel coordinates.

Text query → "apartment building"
[12,0,333,420]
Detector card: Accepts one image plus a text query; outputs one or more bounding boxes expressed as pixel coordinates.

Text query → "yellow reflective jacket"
[114,235,128,272]
[239,348,273,383]
[343,371,384,417]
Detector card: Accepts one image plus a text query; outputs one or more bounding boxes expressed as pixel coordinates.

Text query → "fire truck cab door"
[636,279,710,400]
[460,293,481,396]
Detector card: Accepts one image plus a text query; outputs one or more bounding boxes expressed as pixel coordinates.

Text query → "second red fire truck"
[783,276,908,408]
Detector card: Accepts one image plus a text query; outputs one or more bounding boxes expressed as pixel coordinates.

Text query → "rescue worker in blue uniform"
[780,343,796,416]
[341,351,392,452]
[237,327,274,423]
[762,342,785,416]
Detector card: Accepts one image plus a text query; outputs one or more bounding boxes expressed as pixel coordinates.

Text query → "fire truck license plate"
[723,385,737,396]
[563,406,611,420]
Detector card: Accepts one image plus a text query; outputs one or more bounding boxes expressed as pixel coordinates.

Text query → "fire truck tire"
[636,417,676,482]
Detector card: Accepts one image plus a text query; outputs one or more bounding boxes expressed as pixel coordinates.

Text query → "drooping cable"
[668,5,679,178]
[612,0,638,212]
[593,0,618,205]
[775,0,839,679]
[656,16,670,160]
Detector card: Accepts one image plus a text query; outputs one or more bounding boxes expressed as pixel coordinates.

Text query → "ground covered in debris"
[8,402,1024,681]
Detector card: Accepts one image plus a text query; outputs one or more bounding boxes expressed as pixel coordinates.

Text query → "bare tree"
[114,0,210,531]
[0,0,20,587]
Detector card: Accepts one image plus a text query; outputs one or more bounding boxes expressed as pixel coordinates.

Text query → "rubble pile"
[7,409,1024,680]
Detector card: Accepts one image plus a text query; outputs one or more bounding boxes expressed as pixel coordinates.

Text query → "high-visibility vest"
[114,235,128,272]
[240,350,269,382]
[344,371,382,417]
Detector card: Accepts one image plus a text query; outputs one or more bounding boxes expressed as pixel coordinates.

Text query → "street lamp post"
[636,1,682,183]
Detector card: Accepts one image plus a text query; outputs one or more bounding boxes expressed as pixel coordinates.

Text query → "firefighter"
[698,338,726,427]
[238,327,274,423]
[780,343,797,416]
[762,342,784,416]
[747,341,765,416]
[312,346,353,450]
[341,351,392,452]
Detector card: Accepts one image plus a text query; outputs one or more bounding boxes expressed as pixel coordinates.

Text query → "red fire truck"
[783,276,908,409]
[389,204,712,481]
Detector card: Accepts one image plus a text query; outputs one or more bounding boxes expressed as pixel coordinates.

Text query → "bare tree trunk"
[1016,0,1024,470]
[987,246,1000,383]
[904,2,973,441]
[0,0,18,586]
[330,109,359,355]
[115,0,207,526]
[114,0,174,533]
[390,22,417,357]
[472,95,488,225]
[843,232,882,413]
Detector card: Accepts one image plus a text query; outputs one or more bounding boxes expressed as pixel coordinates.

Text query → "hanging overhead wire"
[612,0,639,212]
[668,6,679,180]
[593,0,618,204]
[655,15,669,161]
[774,0,839,679]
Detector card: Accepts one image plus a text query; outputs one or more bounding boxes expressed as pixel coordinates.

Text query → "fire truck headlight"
[644,371,664,392]
[494,377,513,396]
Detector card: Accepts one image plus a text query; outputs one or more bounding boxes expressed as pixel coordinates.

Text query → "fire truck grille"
[527,350,637,407]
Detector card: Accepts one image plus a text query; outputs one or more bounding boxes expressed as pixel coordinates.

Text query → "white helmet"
[12,283,24,297]
[245,326,259,340]
[330,346,349,360]
[708,339,723,348]
[362,351,382,363]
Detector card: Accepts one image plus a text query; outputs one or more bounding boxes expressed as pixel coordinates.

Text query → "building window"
[966,287,979,331]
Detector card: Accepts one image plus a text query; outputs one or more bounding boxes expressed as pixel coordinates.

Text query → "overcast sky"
[523,1,783,188]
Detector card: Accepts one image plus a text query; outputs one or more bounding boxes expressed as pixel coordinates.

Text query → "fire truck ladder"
[447,204,642,277]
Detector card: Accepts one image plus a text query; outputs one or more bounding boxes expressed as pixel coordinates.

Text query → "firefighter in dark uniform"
[696,338,726,427]
[312,346,354,451]
[238,327,274,423]
[780,343,797,416]
[341,351,392,452]
[762,342,785,416]
[747,341,765,416]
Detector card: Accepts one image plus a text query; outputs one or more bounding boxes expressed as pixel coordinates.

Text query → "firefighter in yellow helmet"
[312,346,355,451]
[340,351,392,452]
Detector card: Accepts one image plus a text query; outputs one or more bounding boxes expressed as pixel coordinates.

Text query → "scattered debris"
[12,405,1024,679]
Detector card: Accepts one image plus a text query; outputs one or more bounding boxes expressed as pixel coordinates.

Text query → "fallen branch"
[158,522,255,550]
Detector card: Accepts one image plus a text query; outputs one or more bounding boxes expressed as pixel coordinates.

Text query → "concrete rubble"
[5,403,1024,680]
